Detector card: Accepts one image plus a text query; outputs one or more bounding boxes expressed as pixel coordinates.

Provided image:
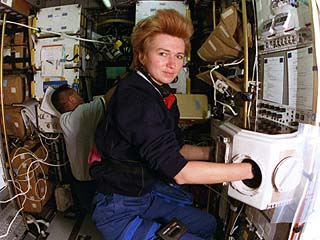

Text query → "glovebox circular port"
[242,158,262,189]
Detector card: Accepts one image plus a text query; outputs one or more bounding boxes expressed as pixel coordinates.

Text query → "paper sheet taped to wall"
[263,56,284,104]
[40,45,64,77]
[287,47,313,110]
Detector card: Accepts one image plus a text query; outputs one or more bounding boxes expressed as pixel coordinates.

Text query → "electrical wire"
[0,198,25,239]
[38,132,60,140]
[3,153,68,203]
[246,0,260,129]
[0,11,12,185]
[1,132,68,206]
[228,203,244,240]
[0,14,29,236]
[37,132,61,147]
[0,19,108,44]
[209,59,244,113]
[0,12,98,240]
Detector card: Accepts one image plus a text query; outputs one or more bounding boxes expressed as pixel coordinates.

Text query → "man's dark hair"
[51,84,74,114]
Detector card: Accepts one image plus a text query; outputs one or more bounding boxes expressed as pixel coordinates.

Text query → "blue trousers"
[92,183,216,240]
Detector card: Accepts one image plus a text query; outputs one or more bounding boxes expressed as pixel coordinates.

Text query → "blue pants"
[92,183,216,240]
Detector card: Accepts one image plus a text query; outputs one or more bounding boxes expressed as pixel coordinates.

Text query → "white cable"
[0,198,25,238]
[26,214,49,237]
[14,157,36,178]
[229,204,244,237]
[247,101,252,129]
[37,132,61,146]
[1,135,68,204]
[0,179,29,204]
[26,216,41,235]
[0,20,108,44]
[209,59,244,107]
[251,0,260,126]
[38,132,61,141]
[0,132,67,236]
[216,100,238,116]
[209,65,220,107]
[34,178,48,201]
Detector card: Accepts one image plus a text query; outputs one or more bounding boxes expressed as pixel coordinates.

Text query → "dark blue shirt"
[93,71,188,196]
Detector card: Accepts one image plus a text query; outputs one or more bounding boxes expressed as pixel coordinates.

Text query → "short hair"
[51,84,74,113]
[130,9,194,70]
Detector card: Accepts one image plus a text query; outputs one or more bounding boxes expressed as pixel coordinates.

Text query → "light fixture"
[102,0,112,9]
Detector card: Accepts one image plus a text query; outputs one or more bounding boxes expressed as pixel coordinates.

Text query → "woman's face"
[139,33,185,85]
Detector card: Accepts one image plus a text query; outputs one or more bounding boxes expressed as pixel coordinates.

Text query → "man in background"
[51,84,107,213]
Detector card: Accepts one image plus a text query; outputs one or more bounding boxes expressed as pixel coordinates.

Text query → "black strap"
[138,69,173,97]
[99,97,107,115]
[108,161,143,174]
[90,158,152,178]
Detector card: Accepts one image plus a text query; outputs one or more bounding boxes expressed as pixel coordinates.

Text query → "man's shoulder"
[78,97,105,111]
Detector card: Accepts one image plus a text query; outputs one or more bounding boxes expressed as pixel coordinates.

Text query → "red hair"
[130,9,194,70]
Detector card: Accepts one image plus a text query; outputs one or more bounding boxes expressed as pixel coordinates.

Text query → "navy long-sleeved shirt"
[93,71,188,196]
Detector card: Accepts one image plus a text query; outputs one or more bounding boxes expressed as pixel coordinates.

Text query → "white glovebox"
[215,121,304,210]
